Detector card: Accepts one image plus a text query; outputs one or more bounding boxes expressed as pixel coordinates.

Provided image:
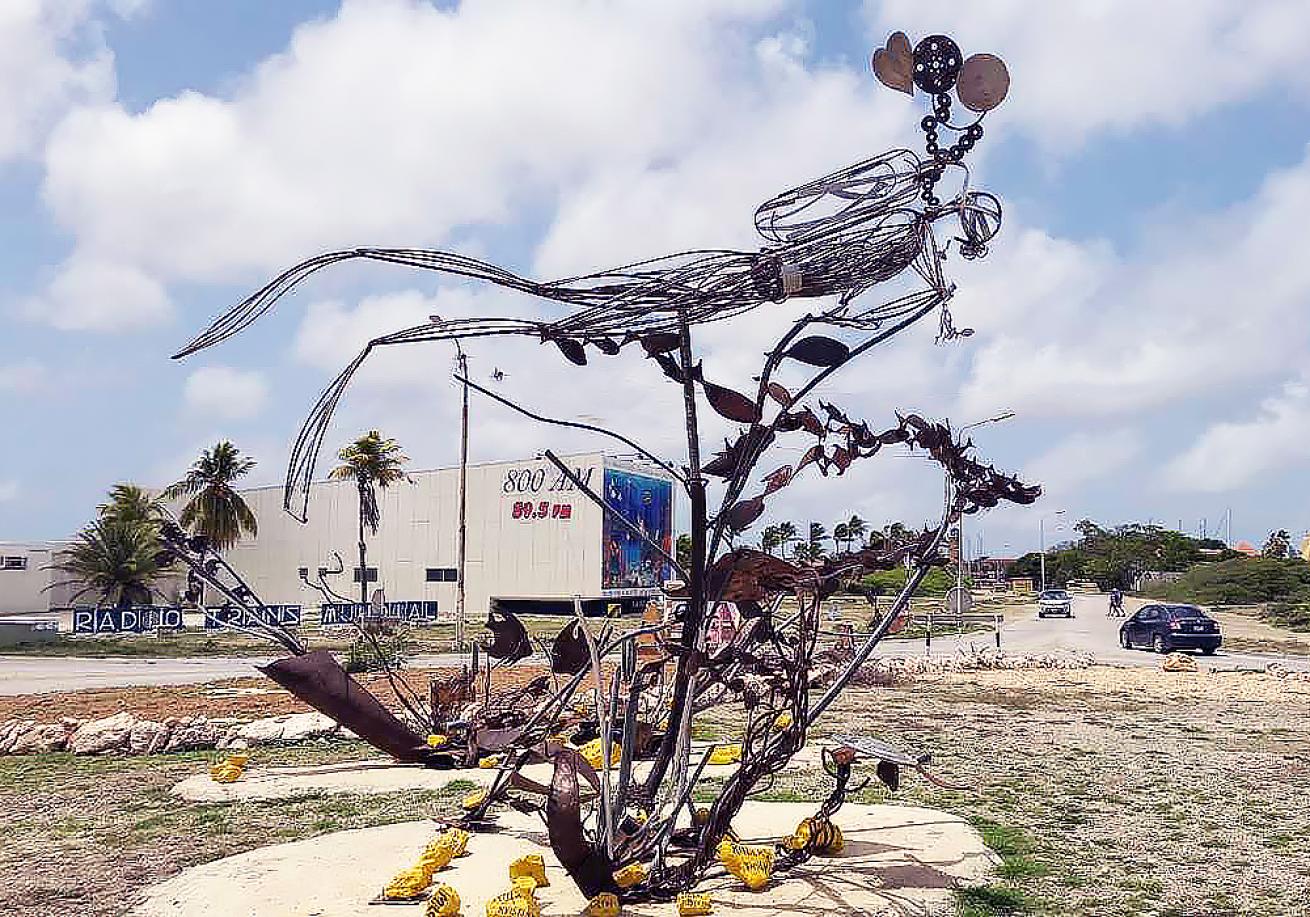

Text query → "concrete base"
[171,747,807,804]
[131,802,995,917]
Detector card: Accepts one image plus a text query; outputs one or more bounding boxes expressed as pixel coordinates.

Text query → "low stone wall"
[0,710,346,756]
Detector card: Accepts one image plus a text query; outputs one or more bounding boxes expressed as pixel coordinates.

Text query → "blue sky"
[4,0,1310,556]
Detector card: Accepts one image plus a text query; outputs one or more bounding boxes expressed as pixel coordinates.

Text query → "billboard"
[204,604,302,630]
[601,467,673,595]
[319,601,441,627]
[71,606,184,634]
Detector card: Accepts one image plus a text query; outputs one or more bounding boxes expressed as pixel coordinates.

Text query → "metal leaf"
[591,337,621,356]
[796,444,823,472]
[553,338,588,366]
[725,497,765,531]
[762,464,792,495]
[832,446,852,473]
[550,620,589,675]
[766,382,793,407]
[785,335,850,367]
[703,380,762,424]
[871,31,914,95]
[640,332,682,356]
[799,409,825,437]
[484,610,532,662]
[775,411,804,433]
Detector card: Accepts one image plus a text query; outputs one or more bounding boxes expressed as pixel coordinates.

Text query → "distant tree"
[844,514,867,551]
[676,533,692,572]
[776,521,799,560]
[761,525,782,556]
[807,522,828,559]
[833,522,849,554]
[1263,529,1293,559]
[330,431,411,604]
[163,441,259,551]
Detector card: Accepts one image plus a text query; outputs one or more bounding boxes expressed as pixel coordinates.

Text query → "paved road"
[0,652,471,696]
[873,593,1310,671]
[3,595,1308,694]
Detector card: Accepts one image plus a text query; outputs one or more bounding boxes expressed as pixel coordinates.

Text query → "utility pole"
[1039,509,1065,592]
[455,342,469,652]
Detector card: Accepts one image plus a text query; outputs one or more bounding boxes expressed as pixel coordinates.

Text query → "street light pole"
[954,412,1015,606]
[1039,509,1065,592]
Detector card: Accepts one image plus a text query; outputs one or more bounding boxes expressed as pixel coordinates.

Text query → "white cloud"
[0,362,49,393]
[953,148,1310,421]
[23,254,172,330]
[183,366,269,420]
[865,0,1310,150]
[0,480,18,503]
[1163,377,1310,492]
[0,0,116,164]
[1025,429,1141,497]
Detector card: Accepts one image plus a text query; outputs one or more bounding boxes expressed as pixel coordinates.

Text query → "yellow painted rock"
[582,891,620,917]
[509,854,549,889]
[425,883,461,917]
[486,888,540,917]
[772,711,793,730]
[418,840,455,873]
[440,827,471,857]
[383,865,432,899]
[1163,651,1197,673]
[677,892,713,916]
[462,788,488,810]
[578,738,622,769]
[511,876,539,898]
[427,734,449,748]
[478,754,502,769]
[612,862,648,889]
[707,743,741,765]
[721,843,774,891]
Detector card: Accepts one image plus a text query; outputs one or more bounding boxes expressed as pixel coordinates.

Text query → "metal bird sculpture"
[173,31,1009,522]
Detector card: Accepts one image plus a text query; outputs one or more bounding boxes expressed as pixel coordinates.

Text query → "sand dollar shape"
[957,53,1010,112]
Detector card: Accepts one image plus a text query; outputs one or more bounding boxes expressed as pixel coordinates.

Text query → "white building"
[219,451,676,618]
[0,542,65,615]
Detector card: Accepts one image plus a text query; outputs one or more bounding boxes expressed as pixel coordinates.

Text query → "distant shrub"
[1145,556,1310,606]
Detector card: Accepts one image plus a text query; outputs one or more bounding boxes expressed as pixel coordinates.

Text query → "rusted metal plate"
[871,31,914,95]
[958,53,1010,112]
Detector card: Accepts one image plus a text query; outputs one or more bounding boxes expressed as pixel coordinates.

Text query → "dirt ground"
[0,665,558,722]
[2,666,1308,917]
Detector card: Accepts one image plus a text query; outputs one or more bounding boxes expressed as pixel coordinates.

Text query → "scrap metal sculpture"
[169,31,1032,903]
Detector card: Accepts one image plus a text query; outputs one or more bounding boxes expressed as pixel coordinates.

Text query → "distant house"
[1232,540,1259,557]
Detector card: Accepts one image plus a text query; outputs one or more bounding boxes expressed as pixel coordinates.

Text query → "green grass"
[952,818,1048,915]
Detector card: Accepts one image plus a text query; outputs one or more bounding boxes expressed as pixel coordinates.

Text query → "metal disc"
[957,53,1010,112]
[912,34,962,95]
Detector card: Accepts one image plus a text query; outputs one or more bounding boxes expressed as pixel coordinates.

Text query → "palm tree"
[163,441,259,551]
[761,524,782,556]
[776,521,799,560]
[330,430,411,604]
[49,517,170,608]
[833,521,849,554]
[806,522,828,560]
[845,514,867,551]
[98,484,165,527]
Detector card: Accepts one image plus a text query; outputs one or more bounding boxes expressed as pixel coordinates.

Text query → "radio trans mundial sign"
[71,606,184,633]
[320,601,440,626]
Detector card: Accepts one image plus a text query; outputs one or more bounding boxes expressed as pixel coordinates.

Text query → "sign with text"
[71,606,183,634]
[204,604,302,630]
[319,601,440,627]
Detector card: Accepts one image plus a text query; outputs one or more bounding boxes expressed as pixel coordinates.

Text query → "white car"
[1037,589,1073,618]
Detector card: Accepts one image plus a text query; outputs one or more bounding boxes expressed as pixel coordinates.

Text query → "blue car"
[1119,604,1221,655]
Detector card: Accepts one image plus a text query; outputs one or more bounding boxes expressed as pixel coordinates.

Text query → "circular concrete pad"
[131,802,995,916]
[172,748,768,804]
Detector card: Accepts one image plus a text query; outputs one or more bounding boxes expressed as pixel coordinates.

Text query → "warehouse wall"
[219,452,628,617]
